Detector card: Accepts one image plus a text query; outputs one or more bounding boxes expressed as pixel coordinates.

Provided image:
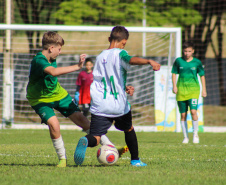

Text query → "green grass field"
[0,130,225,185]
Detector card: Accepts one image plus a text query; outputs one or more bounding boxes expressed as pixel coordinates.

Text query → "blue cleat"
[130,159,147,167]
[74,137,88,165]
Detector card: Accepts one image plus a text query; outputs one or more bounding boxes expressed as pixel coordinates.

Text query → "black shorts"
[90,111,132,136]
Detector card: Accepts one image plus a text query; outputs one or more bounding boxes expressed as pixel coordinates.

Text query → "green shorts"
[32,94,80,124]
[177,99,198,113]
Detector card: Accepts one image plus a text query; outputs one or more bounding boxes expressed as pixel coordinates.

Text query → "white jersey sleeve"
[90,48,132,117]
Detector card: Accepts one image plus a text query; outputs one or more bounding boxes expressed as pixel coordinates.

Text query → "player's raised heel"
[74,137,88,165]
[117,145,129,158]
[130,159,147,167]
[57,159,67,168]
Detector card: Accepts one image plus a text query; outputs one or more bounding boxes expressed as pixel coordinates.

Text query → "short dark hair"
[182,41,194,50]
[42,31,64,50]
[109,26,129,42]
[85,57,93,64]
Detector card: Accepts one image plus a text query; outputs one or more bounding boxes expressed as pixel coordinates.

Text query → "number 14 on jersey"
[101,76,119,99]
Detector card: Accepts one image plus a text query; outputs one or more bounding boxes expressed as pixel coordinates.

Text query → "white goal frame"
[0,24,182,132]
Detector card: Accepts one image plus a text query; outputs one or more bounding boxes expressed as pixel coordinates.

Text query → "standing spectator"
[74,58,94,117]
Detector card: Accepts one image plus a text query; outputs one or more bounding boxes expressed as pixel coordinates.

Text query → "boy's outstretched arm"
[44,54,86,76]
[201,76,207,97]
[129,57,160,71]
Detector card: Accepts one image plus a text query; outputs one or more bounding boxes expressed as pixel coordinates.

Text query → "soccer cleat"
[131,159,147,167]
[57,159,67,168]
[182,137,189,144]
[74,137,88,165]
[116,146,129,158]
[193,135,199,144]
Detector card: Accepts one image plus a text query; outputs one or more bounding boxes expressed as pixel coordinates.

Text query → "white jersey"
[90,48,132,117]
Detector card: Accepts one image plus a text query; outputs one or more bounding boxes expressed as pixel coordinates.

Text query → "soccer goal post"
[0,24,181,131]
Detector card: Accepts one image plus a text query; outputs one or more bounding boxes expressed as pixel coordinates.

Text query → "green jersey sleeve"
[171,58,179,74]
[36,58,52,73]
[119,50,133,63]
[197,60,205,76]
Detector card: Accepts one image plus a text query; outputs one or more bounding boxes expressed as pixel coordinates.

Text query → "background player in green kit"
[26,31,124,168]
[171,41,207,144]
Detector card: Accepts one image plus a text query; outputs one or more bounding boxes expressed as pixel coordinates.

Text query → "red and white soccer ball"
[97,145,119,165]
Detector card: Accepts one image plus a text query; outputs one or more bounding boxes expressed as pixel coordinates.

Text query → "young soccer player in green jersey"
[171,41,207,144]
[26,31,127,167]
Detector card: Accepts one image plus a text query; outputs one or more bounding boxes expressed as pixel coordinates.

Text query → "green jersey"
[171,57,205,101]
[26,52,68,106]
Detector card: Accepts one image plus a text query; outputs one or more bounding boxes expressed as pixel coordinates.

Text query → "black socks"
[124,129,139,160]
[85,134,97,147]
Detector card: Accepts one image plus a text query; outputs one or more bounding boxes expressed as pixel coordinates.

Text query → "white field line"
[3,124,226,133]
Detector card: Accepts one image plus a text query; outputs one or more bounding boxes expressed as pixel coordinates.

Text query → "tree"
[192,0,226,105]
[53,0,143,25]
[15,0,64,53]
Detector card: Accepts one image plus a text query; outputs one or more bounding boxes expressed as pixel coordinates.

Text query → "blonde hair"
[42,31,64,50]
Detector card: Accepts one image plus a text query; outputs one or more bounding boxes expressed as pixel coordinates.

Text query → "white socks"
[181,120,199,143]
[100,135,115,146]
[181,121,188,139]
[52,135,66,160]
[192,120,199,136]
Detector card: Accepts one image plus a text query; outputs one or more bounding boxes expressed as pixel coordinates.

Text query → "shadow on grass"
[0,163,121,168]
[0,163,55,167]
[71,164,121,167]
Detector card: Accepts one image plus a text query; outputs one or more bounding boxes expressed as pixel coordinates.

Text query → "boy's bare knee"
[180,113,187,120]
[190,110,197,115]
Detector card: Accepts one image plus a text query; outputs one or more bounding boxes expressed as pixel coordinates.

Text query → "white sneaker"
[182,137,189,144]
[193,135,199,144]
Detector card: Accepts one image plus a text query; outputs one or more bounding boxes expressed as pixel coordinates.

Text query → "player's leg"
[178,101,189,143]
[82,104,90,117]
[32,103,67,167]
[125,127,146,167]
[189,99,199,143]
[68,112,114,147]
[115,111,147,167]
[99,135,128,157]
[47,116,67,167]
[58,95,113,146]
[74,135,100,165]
[68,111,90,130]
[181,112,189,143]
[74,114,112,165]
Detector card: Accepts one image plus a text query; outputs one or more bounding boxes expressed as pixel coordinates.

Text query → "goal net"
[0,25,181,129]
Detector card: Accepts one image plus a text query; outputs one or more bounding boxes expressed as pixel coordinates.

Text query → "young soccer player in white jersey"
[26,31,125,168]
[74,26,161,167]
[171,41,207,144]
